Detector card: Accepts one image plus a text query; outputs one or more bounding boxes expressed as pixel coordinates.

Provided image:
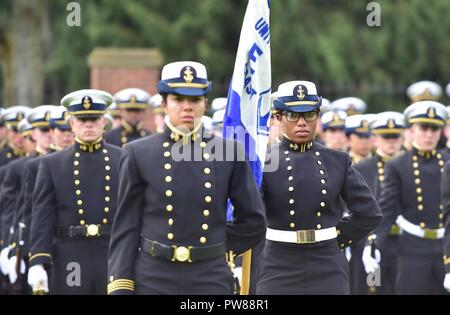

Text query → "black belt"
[56,224,111,239]
[141,238,226,263]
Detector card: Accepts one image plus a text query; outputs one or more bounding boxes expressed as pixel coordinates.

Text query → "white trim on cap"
[161,61,208,81]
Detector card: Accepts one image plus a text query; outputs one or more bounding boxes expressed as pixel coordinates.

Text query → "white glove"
[344,247,352,262]
[444,273,450,293]
[0,247,11,275]
[233,266,242,284]
[362,245,381,274]
[7,256,26,284]
[27,264,49,294]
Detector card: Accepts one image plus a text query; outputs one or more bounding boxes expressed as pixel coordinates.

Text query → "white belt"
[266,227,338,244]
[396,215,444,240]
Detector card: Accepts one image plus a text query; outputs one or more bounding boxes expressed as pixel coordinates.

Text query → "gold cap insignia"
[17,112,24,121]
[183,66,194,83]
[361,120,369,128]
[333,114,341,123]
[347,104,358,116]
[45,111,51,122]
[387,119,395,129]
[130,95,137,105]
[82,96,92,110]
[294,85,307,100]
[427,107,436,119]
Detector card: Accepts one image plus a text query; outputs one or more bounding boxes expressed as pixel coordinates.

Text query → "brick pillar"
[88,48,164,132]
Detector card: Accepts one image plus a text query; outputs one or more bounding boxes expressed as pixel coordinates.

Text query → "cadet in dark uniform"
[5,106,68,292]
[441,151,450,293]
[27,90,121,294]
[377,101,449,294]
[405,81,444,151]
[342,113,376,294]
[320,110,348,151]
[1,106,55,257]
[107,101,122,130]
[255,81,381,295]
[0,106,30,167]
[0,118,36,292]
[356,112,405,294]
[107,61,266,295]
[0,106,30,292]
[48,106,75,151]
[104,88,151,147]
[443,84,450,293]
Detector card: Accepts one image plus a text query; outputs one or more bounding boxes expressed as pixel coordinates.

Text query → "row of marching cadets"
[0,87,163,294]
[0,60,449,295]
[288,79,450,295]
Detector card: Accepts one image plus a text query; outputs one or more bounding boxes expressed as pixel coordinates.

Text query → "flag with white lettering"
[223,0,271,220]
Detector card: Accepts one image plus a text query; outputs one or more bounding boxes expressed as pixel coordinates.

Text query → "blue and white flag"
[223,0,271,187]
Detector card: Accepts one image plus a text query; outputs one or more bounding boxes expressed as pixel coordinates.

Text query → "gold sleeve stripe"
[107,284,134,291]
[108,279,134,285]
[107,279,135,294]
[29,253,52,261]
[107,281,134,288]
[107,280,135,294]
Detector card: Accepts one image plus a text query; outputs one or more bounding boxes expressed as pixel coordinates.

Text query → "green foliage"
[2,0,450,111]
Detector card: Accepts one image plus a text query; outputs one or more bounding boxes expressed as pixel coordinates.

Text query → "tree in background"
[1,0,44,107]
[1,0,449,112]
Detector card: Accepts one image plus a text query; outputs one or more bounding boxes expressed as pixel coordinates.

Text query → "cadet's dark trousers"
[134,251,234,295]
[256,239,350,295]
[349,239,367,295]
[396,233,447,295]
[376,236,398,295]
[49,238,109,295]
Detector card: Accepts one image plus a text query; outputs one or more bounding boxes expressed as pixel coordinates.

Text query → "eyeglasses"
[283,110,319,122]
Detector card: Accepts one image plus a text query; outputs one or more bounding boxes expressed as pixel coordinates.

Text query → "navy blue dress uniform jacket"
[0,145,24,248]
[256,139,381,294]
[0,145,23,167]
[0,156,33,250]
[377,148,448,252]
[262,140,381,247]
[13,152,51,260]
[28,140,121,294]
[107,127,266,295]
[440,161,450,273]
[377,148,449,294]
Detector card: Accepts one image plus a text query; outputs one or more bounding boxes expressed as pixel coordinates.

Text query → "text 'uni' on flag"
[223,0,271,189]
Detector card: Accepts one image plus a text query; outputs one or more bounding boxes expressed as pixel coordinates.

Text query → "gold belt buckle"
[296,230,316,244]
[86,224,99,237]
[171,246,192,262]
[423,228,438,240]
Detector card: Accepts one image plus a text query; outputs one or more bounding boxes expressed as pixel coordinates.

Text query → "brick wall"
[88,48,164,132]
